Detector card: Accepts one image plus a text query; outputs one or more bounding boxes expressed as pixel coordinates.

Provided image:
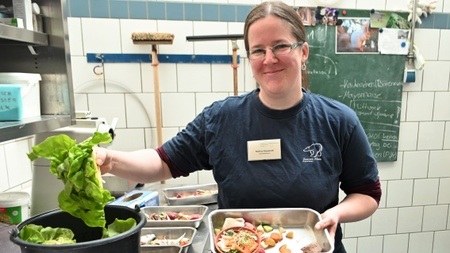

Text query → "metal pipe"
[186,34,243,41]
[407,0,418,65]
[186,34,244,96]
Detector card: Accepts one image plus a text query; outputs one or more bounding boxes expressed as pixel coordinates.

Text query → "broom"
[132,32,174,184]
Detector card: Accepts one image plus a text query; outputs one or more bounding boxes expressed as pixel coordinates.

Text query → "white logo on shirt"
[302,143,323,162]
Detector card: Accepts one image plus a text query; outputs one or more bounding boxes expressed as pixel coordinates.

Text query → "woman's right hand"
[94,146,113,174]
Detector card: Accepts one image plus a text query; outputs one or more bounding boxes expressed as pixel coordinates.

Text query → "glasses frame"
[247,41,304,60]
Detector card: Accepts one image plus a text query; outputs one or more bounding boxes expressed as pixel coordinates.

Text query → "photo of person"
[336,18,379,53]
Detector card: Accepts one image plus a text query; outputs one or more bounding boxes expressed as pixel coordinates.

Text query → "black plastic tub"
[10,205,146,253]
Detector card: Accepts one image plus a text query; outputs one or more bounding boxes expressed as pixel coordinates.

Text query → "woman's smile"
[263,68,284,75]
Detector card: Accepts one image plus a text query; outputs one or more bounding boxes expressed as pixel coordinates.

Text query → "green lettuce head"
[28,132,115,228]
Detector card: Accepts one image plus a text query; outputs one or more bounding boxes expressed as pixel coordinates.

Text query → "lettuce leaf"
[19,218,137,244]
[102,218,137,238]
[19,224,76,245]
[28,132,115,228]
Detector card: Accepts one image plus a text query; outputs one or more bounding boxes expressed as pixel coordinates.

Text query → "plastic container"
[0,72,41,120]
[0,191,30,224]
[0,85,23,120]
[10,205,146,253]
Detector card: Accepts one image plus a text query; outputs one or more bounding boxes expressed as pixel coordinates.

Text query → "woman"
[95,1,381,252]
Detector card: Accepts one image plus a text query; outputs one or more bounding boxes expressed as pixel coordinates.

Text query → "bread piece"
[301,242,322,253]
[222,217,245,230]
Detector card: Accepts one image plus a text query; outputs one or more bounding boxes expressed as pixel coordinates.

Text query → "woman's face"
[248,15,308,98]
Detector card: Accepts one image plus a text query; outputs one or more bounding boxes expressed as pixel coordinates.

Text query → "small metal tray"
[209,208,334,253]
[141,205,208,228]
[163,183,218,205]
[140,245,182,253]
[140,227,196,253]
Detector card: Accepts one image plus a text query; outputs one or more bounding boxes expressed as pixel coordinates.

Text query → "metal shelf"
[0,0,74,143]
[0,115,72,142]
[0,23,48,45]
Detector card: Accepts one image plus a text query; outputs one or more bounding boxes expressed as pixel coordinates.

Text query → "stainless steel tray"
[141,205,208,228]
[140,227,196,253]
[163,183,218,205]
[140,245,182,253]
[208,208,334,253]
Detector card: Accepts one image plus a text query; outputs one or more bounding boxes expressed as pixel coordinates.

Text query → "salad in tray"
[213,218,324,253]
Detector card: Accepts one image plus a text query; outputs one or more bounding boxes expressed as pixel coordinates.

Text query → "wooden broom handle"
[152,45,165,184]
[231,40,239,96]
[151,45,163,147]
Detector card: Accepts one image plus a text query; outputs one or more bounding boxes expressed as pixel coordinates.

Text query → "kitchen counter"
[187,203,216,253]
[0,222,18,253]
[0,186,217,253]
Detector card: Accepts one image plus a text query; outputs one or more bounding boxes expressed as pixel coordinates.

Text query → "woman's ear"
[301,42,309,63]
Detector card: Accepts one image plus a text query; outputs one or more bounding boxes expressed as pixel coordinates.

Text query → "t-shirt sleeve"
[339,118,380,198]
[344,176,382,204]
[161,111,212,175]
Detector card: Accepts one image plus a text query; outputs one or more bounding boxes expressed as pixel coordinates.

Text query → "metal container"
[141,205,208,228]
[163,183,218,205]
[208,208,334,253]
[140,227,196,253]
[140,245,181,253]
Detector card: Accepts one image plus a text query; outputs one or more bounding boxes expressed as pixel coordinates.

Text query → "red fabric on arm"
[155,146,189,178]
[343,177,382,205]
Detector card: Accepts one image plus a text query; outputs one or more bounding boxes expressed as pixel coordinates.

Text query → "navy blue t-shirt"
[162,88,378,251]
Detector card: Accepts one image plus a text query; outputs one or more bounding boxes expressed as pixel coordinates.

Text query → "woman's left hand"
[314,210,338,245]
[313,193,379,246]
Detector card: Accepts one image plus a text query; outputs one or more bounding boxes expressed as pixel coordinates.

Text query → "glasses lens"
[272,44,293,57]
[249,49,265,60]
[248,42,303,60]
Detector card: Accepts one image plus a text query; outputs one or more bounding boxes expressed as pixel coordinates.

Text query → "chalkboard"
[306,25,404,162]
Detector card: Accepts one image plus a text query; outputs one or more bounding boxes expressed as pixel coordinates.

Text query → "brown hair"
[243,1,309,90]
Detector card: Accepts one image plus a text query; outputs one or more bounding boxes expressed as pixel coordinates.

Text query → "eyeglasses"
[247,42,304,60]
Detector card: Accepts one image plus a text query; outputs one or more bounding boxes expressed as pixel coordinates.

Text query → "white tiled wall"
[1,1,450,252]
[0,138,33,192]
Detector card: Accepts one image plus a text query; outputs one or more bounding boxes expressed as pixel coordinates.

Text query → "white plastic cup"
[0,191,30,224]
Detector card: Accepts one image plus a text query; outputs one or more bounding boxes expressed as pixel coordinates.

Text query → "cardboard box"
[0,73,41,120]
[12,0,33,30]
[0,18,24,28]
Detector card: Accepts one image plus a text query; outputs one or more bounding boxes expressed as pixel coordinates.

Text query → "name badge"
[247,139,281,161]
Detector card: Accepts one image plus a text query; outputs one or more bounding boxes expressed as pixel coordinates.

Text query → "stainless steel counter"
[187,203,216,253]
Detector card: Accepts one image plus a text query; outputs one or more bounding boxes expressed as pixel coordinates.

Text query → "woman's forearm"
[101,148,173,183]
[331,193,379,223]
[314,193,378,239]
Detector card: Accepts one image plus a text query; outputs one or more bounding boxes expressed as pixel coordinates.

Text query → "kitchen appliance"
[30,114,119,215]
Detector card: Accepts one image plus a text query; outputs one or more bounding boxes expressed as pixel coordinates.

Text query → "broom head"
[131,32,174,45]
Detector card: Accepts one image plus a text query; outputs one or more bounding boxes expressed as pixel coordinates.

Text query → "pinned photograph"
[315,7,339,26]
[297,7,315,26]
[370,11,410,29]
[370,11,392,28]
[385,13,411,29]
[336,18,379,53]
